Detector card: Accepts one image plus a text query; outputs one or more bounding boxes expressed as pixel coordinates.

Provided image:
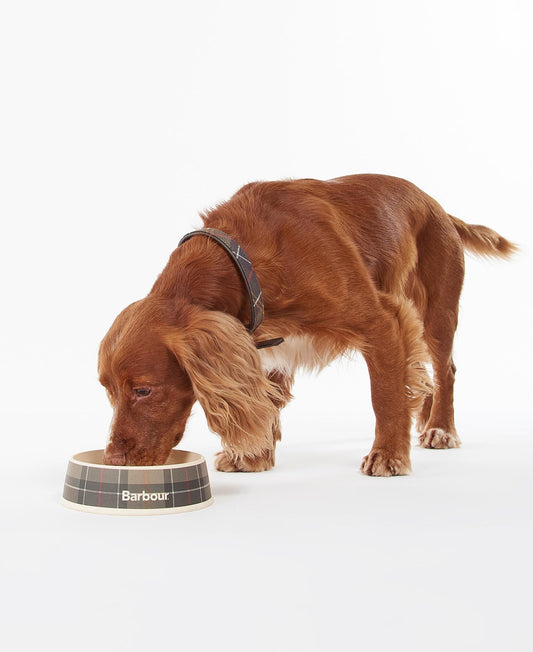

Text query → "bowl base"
[61,496,214,515]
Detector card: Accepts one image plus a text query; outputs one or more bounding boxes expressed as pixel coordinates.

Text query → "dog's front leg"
[214,370,294,472]
[212,407,278,472]
[359,311,414,477]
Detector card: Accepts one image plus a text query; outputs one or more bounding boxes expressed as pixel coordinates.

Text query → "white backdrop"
[1,1,532,651]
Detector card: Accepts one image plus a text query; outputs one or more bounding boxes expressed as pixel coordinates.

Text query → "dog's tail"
[449,214,518,259]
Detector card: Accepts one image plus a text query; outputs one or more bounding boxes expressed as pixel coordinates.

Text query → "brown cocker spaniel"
[98,174,516,475]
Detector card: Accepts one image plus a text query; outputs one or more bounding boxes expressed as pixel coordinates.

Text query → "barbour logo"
[122,490,170,502]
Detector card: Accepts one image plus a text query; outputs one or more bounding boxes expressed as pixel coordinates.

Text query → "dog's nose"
[103,449,126,466]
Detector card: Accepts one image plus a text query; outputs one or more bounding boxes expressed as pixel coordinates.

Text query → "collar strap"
[178,227,265,334]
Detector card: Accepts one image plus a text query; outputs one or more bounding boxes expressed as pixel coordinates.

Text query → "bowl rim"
[69,449,205,470]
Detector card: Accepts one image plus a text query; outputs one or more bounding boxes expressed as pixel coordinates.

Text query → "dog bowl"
[61,449,213,515]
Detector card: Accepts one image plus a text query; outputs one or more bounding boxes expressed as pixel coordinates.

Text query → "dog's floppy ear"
[165,308,281,461]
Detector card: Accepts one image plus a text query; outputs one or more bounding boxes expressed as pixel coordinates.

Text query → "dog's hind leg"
[415,215,464,449]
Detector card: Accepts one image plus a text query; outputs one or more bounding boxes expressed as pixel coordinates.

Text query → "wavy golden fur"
[98,174,516,475]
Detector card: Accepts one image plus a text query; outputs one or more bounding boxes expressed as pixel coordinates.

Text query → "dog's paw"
[214,449,275,472]
[360,449,411,477]
[418,427,461,449]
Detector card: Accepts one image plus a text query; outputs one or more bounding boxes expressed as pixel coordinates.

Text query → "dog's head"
[98,297,278,465]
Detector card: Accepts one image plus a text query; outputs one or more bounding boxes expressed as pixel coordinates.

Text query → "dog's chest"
[258,334,332,376]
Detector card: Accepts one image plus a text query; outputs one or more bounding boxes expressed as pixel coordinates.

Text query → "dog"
[98,174,516,475]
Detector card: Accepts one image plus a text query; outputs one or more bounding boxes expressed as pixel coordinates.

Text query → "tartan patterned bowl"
[61,449,213,515]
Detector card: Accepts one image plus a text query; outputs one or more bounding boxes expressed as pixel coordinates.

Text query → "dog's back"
[214,174,516,304]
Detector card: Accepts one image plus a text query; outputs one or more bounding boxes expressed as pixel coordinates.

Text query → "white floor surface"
[2,369,532,652]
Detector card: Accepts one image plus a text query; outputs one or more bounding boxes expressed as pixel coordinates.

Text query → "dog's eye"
[134,388,151,398]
